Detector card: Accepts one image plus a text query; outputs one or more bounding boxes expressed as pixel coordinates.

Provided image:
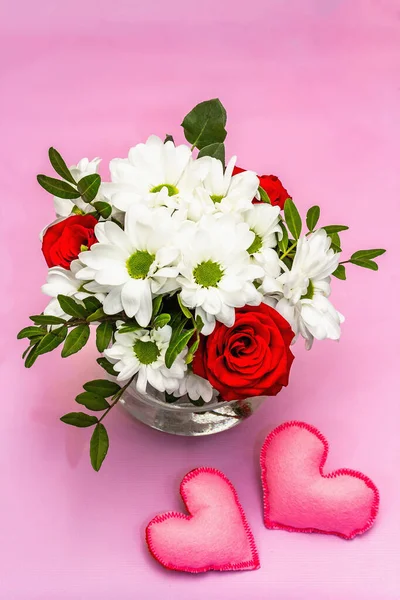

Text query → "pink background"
[1,1,399,598]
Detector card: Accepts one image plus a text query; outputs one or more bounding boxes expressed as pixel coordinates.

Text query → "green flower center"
[133,339,160,365]
[150,183,179,197]
[193,260,224,288]
[126,250,155,279]
[210,194,224,204]
[247,231,263,255]
[301,280,314,300]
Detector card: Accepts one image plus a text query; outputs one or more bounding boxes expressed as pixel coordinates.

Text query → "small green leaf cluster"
[181,99,227,166]
[17,295,118,367]
[147,294,202,371]
[61,378,123,471]
[276,200,385,278]
[37,147,112,218]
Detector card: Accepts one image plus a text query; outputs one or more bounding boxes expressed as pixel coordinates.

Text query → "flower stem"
[280,241,297,260]
[64,314,121,328]
[208,410,241,420]
[98,376,135,424]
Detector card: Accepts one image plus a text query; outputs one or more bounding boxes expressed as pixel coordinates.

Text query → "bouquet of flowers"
[18,99,385,470]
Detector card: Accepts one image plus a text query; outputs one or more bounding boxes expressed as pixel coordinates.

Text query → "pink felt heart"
[260,421,379,539]
[146,467,260,573]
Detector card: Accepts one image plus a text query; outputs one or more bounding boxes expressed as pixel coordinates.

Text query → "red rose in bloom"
[233,166,290,209]
[193,304,295,401]
[42,214,98,269]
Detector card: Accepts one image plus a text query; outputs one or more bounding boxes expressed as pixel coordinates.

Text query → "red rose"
[42,214,98,269]
[233,166,290,209]
[193,304,295,401]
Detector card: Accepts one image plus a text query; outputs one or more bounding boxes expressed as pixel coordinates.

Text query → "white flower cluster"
[42,135,343,399]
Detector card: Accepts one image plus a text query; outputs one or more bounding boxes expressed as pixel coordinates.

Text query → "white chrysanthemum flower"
[54,158,103,218]
[275,229,344,348]
[42,260,107,320]
[102,135,206,213]
[173,372,214,403]
[243,203,283,295]
[276,293,344,350]
[76,205,180,327]
[278,229,339,304]
[184,156,259,221]
[177,214,264,335]
[255,248,283,296]
[104,326,186,393]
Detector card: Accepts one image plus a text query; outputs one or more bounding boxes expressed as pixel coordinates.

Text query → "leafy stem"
[279,241,297,260]
[98,376,135,424]
[64,314,120,328]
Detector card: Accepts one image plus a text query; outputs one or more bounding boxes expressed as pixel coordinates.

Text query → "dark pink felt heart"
[146,467,260,573]
[260,421,379,539]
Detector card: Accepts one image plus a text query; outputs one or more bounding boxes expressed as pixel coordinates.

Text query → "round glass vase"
[120,384,266,436]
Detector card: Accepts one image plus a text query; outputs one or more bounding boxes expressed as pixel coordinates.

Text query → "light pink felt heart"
[260,421,379,540]
[146,467,260,573]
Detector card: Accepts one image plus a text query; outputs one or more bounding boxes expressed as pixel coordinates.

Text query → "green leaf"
[181,98,227,150]
[350,258,379,271]
[61,325,90,357]
[332,264,346,280]
[35,326,67,356]
[164,134,174,144]
[323,225,349,234]
[87,307,106,322]
[30,314,66,325]
[277,221,289,253]
[185,337,200,363]
[24,344,39,368]
[118,324,141,334]
[165,392,179,403]
[57,294,87,318]
[17,326,46,340]
[96,321,113,352]
[82,296,102,313]
[306,205,320,231]
[197,142,225,164]
[350,249,386,261]
[97,357,118,376]
[90,423,109,471]
[93,201,112,219]
[189,397,205,407]
[328,231,342,252]
[75,392,110,411]
[165,328,196,369]
[22,344,35,360]
[48,147,76,184]
[281,255,294,270]
[258,186,271,204]
[83,379,121,397]
[77,174,101,203]
[153,313,171,329]
[284,198,302,240]
[170,313,189,339]
[151,295,163,319]
[178,294,192,319]
[195,314,204,332]
[60,412,98,427]
[37,175,80,199]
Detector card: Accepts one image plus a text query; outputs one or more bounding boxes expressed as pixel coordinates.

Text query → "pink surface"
[261,421,379,539]
[0,1,399,598]
[146,468,259,572]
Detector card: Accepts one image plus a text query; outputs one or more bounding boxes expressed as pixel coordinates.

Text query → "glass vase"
[120,384,265,436]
